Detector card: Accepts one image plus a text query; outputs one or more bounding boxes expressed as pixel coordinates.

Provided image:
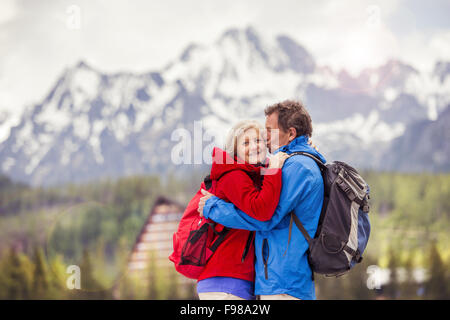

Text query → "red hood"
[210,147,267,180]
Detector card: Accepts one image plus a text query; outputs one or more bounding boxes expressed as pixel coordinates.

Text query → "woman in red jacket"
[197,120,288,300]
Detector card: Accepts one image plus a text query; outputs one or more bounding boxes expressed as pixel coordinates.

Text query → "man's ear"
[288,128,297,142]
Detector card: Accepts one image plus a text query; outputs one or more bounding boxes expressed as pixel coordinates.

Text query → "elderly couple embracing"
[195,99,326,300]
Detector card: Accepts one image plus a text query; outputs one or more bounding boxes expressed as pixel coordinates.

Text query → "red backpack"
[169,175,230,279]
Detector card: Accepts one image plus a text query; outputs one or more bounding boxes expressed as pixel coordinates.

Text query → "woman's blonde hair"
[224,120,265,159]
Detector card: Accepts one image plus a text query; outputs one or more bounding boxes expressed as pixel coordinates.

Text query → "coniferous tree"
[425,242,448,299]
[72,249,108,299]
[48,254,69,299]
[3,248,33,299]
[385,247,399,299]
[31,247,49,299]
[401,252,418,299]
[166,267,179,300]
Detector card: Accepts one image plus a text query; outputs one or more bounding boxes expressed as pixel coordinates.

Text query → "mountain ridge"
[1,26,449,186]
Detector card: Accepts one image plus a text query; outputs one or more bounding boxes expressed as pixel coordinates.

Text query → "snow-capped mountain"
[380,104,450,172]
[1,26,449,186]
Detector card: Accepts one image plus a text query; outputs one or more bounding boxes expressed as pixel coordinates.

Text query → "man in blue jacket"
[198,100,326,300]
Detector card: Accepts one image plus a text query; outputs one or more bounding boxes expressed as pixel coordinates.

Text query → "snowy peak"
[276,35,315,73]
[337,59,418,96]
[382,104,450,171]
[212,27,315,74]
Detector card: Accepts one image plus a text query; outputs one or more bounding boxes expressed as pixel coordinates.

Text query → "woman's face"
[236,128,267,164]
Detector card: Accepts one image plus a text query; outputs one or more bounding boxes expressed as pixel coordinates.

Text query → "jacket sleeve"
[215,168,282,221]
[204,158,318,231]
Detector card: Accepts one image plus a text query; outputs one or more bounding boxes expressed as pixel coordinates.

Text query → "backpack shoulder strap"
[284,211,312,255]
[285,211,316,281]
[209,225,230,252]
[283,152,325,249]
[290,211,312,244]
[204,174,213,190]
[202,174,232,251]
[289,151,327,171]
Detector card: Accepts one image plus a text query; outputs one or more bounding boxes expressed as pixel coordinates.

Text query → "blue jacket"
[203,135,326,299]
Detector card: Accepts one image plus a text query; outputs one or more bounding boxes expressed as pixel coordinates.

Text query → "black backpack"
[287,152,371,278]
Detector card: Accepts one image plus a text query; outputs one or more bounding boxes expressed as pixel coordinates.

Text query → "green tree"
[166,267,179,300]
[31,247,49,299]
[385,247,400,299]
[71,249,109,299]
[401,252,418,299]
[1,248,33,299]
[425,242,449,299]
[47,254,69,299]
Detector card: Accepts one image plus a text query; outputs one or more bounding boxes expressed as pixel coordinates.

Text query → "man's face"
[265,112,292,153]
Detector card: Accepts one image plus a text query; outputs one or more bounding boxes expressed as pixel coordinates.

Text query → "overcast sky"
[1,0,450,119]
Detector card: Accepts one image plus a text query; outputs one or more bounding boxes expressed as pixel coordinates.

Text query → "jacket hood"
[210,147,265,180]
[276,135,327,164]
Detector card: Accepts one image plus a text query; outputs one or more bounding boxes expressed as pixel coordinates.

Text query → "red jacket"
[198,147,282,282]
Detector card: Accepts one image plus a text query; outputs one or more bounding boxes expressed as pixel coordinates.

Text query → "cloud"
[245,0,402,74]
[0,0,263,116]
[0,0,18,25]
[395,30,450,72]
[429,31,450,61]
